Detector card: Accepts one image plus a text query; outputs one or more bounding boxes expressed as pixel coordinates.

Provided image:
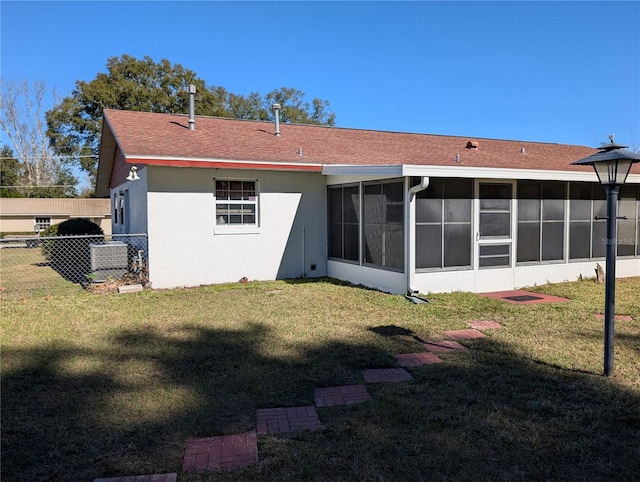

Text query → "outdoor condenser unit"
[89,241,128,282]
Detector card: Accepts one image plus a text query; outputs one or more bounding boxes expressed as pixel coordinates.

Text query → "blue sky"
[1,1,639,148]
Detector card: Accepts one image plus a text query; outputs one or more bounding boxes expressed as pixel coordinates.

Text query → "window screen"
[328,185,360,262]
[569,182,613,260]
[363,180,404,270]
[415,178,472,269]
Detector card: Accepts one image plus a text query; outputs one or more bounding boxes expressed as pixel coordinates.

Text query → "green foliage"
[45,54,336,186]
[40,219,103,264]
[0,145,22,197]
[265,87,336,126]
[39,222,60,261]
[57,218,104,236]
[39,223,60,237]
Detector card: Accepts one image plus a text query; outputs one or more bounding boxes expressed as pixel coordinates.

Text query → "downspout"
[406,176,430,294]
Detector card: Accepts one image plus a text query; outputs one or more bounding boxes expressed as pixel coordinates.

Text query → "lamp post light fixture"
[571,136,640,376]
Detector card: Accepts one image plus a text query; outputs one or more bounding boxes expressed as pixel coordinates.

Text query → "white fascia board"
[322,165,405,176]
[626,173,640,184]
[127,154,323,170]
[322,164,640,183]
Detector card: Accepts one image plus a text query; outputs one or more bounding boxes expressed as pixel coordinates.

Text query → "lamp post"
[572,137,640,376]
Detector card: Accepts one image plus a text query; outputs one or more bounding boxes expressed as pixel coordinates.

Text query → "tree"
[0,79,78,197]
[46,55,336,188]
[46,55,228,182]
[0,145,21,197]
[265,87,336,126]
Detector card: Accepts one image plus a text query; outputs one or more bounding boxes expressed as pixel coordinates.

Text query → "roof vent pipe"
[272,103,281,137]
[188,84,196,131]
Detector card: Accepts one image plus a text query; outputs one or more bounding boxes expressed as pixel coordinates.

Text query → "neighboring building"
[96,108,640,293]
[0,198,112,235]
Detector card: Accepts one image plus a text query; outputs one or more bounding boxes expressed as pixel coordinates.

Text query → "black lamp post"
[572,137,640,376]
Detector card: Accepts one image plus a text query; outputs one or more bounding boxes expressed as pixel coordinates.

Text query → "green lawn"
[2,277,639,481]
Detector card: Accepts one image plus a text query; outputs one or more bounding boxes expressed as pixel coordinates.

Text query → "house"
[0,198,112,235]
[96,108,640,294]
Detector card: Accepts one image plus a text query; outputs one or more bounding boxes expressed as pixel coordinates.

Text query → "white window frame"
[213,178,260,235]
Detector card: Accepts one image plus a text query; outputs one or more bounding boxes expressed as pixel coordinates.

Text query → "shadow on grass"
[2,324,640,481]
[368,324,426,343]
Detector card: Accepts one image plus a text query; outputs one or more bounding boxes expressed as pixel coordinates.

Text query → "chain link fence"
[0,234,148,299]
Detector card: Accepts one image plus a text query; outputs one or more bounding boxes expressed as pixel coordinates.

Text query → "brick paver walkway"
[256,406,323,434]
[595,313,633,321]
[94,474,177,482]
[466,320,502,330]
[182,432,258,473]
[362,368,413,383]
[479,290,570,304]
[395,352,442,367]
[444,328,486,340]
[315,384,372,407]
[423,340,467,353]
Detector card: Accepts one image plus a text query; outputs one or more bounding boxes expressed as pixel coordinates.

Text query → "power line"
[1,185,77,188]
[0,155,98,160]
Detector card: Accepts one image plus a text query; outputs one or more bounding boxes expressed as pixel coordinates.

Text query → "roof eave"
[322,164,640,183]
[125,156,324,172]
[95,113,119,197]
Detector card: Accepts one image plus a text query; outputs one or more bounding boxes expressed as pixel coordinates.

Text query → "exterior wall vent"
[466,141,479,150]
[521,147,526,154]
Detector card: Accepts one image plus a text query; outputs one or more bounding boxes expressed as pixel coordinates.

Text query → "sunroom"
[324,165,640,295]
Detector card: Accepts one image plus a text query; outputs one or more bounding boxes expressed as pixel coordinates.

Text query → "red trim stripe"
[126,158,323,172]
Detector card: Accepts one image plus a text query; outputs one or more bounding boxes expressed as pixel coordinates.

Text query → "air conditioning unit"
[89,241,128,282]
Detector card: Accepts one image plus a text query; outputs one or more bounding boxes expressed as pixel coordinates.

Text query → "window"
[516,181,565,263]
[112,193,118,224]
[363,180,404,270]
[112,191,127,227]
[415,178,472,269]
[618,184,637,257]
[637,186,640,256]
[479,183,512,238]
[328,185,360,261]
[34,217,51,232]
[215,180,258,225]
[569,183,606,260]
[479,244,511,267]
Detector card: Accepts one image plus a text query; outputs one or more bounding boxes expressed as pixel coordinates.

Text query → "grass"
[2,276,640,481]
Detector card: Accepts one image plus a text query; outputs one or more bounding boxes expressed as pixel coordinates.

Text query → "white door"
[475,181,515,292]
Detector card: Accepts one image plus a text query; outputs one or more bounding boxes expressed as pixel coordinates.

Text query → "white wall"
[111,167,148,235]
[145,167,326,289]
[410,259,640,294]
[327,260,407,294]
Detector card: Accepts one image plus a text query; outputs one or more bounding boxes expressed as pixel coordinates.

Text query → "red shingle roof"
[102,108,598,170]
[99,109,640,196]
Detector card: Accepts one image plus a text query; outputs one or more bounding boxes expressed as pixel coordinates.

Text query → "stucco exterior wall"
[327,260,407,294]
[144,166,326,289]
[411,259,640,294]
[110,167,148,235]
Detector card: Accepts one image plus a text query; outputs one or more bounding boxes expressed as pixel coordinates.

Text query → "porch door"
[475,181,515,292]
